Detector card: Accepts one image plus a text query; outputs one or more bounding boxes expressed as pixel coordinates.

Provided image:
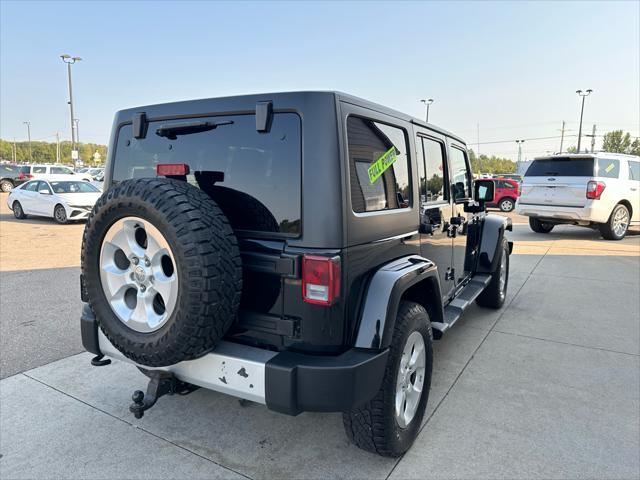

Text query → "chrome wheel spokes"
[99,217,179,333]
[395,331,426,428]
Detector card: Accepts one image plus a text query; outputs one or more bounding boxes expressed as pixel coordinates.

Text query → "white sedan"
[7,179,102,224]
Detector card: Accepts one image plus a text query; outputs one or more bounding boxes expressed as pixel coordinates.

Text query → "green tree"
[566,146,578,153]
[468,149,517,174]
[0,138,107,165]
[602,130,633,154]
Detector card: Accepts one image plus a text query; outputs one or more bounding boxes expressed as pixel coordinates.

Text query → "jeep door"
[448,142,474,288]
[415,130,456,301]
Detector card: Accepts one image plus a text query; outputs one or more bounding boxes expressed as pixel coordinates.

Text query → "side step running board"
[432,274,492,335]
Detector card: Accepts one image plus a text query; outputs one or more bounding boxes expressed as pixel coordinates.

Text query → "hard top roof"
[116,90,467,145]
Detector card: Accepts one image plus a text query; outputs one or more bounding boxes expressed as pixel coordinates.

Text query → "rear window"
[0,165,17,175]
[525,158,593,177]
[112,113,302,237]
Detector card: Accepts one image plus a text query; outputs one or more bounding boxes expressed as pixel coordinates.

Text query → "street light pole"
[515,139,525,163]
[60,54,82,160]
[23,121,32,162]
[576,89,593,153]
[420,98,434,123]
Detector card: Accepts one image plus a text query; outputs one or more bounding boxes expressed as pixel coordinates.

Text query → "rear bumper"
[81,304,387,415]
[516,201,609,224]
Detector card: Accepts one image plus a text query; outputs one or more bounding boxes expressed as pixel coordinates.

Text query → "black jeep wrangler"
[80,91,511,457]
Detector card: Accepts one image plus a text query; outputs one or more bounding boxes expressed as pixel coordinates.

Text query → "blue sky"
[1,0,638,160]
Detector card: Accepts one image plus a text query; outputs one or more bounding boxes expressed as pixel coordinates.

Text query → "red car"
[487,178,520,212]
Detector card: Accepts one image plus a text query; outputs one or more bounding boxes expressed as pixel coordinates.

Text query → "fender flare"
[354,255,442,350]
[477,214,513,274]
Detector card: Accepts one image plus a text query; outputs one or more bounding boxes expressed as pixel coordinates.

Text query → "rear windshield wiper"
[156,120,233,140]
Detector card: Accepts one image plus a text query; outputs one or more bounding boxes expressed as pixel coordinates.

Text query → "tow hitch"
[129,370,199,419]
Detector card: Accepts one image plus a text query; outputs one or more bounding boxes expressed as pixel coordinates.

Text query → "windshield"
[112,113,301,236]
[525,158,594,177]
[50,181,100,193]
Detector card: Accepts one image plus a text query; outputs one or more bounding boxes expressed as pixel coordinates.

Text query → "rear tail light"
[156,163,190,176]
[586,181,606,200]
[302,255,340,306]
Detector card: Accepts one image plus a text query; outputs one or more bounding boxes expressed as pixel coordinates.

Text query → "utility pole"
[477,122,481,174]
[55,132,61,164]
[420,98,434,123]
[60,54,82,161]
[516,139,525,163]
[576,89,593,153]
[12,138,17,163]
[559,120,566,153]
[585,124,597,153]
[23,121,32,162]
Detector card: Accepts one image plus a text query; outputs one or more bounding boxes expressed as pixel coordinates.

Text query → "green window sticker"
[604,163,615,173]
[368,146,397,184]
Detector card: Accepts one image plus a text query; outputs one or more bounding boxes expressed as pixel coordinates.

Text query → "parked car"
[516,153,640,239]
[494,173,523,184]
[487,178,520,212]
[86,168,105,180]
[18,164,93,183]
[7,179,101,223]
[0,164,23,192]
[79,91,512,457]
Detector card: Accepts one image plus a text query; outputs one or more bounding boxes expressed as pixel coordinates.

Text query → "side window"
[32,166,46,173]
[628,161,640,181]
[37,181,51,193]
[449,147,471,202]
[50,166,73,175]
[421,137,447,203]
[348,116,411,213]
[24,181,39,192]
[596,159,620,179]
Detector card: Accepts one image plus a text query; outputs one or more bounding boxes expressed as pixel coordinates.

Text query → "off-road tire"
[529,217,554,233]
[0,180,13,192]
[12,201,26,219]
[499,197,515,212]
[476,237,509,309]
[81,178,242,367]
[54,204,67,224]
[342,301,433,457]
[599,204,630,240]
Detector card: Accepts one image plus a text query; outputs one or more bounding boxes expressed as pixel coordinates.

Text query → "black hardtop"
[113,90,466,144]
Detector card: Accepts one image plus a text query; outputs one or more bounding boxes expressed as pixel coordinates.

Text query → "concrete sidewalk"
[1,225,639,479]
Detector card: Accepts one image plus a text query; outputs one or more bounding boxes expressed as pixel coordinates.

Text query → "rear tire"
[54,204,67,224]
[476,237,509,309]
[529,217,554,233]
[12,201,26,219]
[343,301,433,457]
[599,204,630,240]
[499,197,515,212]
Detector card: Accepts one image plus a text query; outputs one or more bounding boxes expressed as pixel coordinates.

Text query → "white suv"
[18,164,93,183]
[516,153,639,240]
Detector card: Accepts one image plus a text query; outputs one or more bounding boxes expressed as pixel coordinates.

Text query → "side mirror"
[38,189,51,195]
[474,179,495,203]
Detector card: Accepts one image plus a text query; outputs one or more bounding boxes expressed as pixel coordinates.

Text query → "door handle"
[631,187,638,192]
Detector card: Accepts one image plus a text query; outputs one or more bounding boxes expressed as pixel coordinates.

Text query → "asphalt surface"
[1,223,639,479]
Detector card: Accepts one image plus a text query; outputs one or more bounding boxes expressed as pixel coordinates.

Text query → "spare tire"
[81,178,242,367]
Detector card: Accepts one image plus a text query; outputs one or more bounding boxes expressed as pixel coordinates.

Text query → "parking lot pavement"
[1,224,639,479]
[0,193,84,271]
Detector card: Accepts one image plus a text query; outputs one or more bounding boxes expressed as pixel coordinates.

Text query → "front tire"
[499,197,515,212]
[599,204,630,240]
[0,180,13,192]
[12,201,26,219]
[54,204,68,224]
[343,301,433,457]
[476,237,509,309]
[529,217,554,233]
